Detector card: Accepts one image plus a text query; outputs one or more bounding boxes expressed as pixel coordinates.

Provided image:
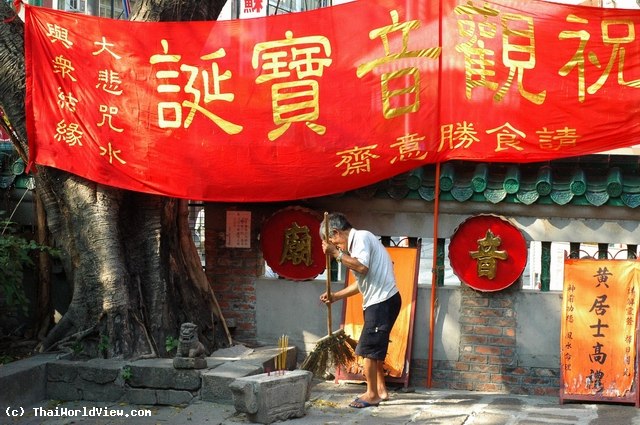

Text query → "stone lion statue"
[176,322,206,359]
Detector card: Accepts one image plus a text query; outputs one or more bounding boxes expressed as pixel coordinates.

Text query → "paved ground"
[4,380,640,425]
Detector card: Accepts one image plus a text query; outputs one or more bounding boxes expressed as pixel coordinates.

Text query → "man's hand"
[319,291,333,304]
[321,240,339,258]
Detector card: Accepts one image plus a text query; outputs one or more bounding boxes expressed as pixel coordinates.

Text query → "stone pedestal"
[229,370,312,424]
[201,362,263,403]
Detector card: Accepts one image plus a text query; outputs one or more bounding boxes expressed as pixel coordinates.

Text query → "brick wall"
[410,284,559,396]
[205,204,279,345]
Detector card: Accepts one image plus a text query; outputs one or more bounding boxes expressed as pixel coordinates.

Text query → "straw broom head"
[301,329,356,377]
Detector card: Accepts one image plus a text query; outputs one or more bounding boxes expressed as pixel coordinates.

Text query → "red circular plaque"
[448,215,527,292]
[260,207,325,281]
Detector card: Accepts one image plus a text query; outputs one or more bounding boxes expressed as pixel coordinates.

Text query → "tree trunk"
[0,0,230,359]
[35,192,52,341]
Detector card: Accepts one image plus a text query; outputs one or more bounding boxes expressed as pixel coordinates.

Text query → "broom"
[301,212,357,377]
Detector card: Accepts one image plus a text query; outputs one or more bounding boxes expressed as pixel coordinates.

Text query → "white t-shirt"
[347,228,398,309]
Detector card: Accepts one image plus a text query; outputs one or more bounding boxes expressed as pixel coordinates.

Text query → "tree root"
[132,312,157,360]
[52,325,97,353]
[37,314,80,353]
[133,275,158,357]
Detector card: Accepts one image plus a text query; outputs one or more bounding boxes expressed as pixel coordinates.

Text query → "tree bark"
[34,192,52,341]
[0,0,230,359]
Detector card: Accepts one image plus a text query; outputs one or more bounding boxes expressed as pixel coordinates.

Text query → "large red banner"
[23,0,640,201]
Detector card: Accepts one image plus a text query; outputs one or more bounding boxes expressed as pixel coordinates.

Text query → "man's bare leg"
[359,361,389,401]
[351,357,382,406]
[376,361,389,400]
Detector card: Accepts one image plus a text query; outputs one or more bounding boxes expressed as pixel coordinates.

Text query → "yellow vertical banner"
[562,259,640,398]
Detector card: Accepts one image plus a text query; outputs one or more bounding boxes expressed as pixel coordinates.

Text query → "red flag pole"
[427,161,441,388]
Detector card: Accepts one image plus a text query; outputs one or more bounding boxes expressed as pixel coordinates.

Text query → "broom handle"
[324,212,332,336]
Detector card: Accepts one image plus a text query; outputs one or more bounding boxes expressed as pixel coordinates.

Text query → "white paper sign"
[226,211,251,248]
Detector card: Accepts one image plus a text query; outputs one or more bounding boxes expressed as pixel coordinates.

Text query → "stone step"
[0,344,297,408]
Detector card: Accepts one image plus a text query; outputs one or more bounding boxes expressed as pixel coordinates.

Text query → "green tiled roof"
[341,155,640,208]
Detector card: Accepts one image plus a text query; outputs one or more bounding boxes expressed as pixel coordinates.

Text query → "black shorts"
[355,292,401,361]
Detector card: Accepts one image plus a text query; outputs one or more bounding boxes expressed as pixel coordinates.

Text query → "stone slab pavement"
[3,380,640,425]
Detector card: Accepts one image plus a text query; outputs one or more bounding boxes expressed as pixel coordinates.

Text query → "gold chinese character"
[357,10,441,119]
[390,133,428,164]
[99,142,126,164]
[469,229,508,280]
[46,23,73,48]
[53,55,77,82]
[438,121,480,152]
[97,105,124,133]
[57,87,78,112]
[96,70,123,95]
[92,37,122,60]
[335,145,380,176]
[150,40,242,134]
[253,31,332,141]
[536,126,580,150]
[54,120,84,147]
[455,2,544,104]
[560,16,640,103]
[486,122,525,152]
[280,222,313,266]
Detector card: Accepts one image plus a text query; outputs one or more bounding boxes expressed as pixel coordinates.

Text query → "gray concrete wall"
[255,279,561,369]
[255,278,336,359]
[515,291,562,368]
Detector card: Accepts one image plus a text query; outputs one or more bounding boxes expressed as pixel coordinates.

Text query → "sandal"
[349,398,380,408]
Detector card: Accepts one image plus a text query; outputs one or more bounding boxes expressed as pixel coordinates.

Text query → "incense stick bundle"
[277,334,288,373]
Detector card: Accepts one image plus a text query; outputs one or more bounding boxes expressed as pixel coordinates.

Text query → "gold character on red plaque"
[280,222,313,266]
[469,229,508,279]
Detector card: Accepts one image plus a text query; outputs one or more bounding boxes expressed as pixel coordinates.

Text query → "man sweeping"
[319,212,402,409]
